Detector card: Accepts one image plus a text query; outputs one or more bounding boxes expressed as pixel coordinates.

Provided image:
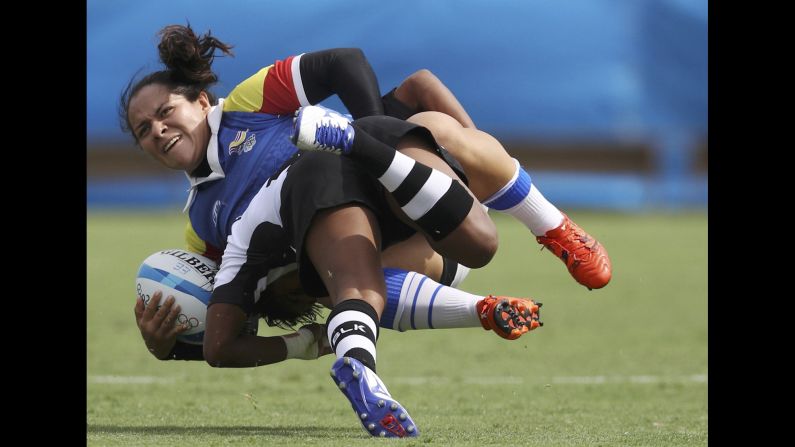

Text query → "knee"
[403,69,436,92]
[405,68,436,85]
[468,227,498,268]
[457,211,498,268]
[407,112,464,151]
[397,69,436,102]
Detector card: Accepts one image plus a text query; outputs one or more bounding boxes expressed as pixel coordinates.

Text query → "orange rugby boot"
[476,295,542,340]
[536,213,611,290]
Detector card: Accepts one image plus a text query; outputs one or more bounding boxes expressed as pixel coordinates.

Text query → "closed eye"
[136,123,150,139]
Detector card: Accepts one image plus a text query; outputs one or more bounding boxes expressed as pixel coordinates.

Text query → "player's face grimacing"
[128,84,212,172]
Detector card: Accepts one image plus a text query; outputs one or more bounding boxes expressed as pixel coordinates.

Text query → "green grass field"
[87,210,707,446]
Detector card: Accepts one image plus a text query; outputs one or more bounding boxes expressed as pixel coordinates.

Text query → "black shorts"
[382,88,417,121]
[281,116,467,297]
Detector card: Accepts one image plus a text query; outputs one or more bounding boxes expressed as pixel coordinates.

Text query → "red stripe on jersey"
[260,55,301,115]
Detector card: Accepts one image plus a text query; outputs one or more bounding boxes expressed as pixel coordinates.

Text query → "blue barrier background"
[87,0,707,210]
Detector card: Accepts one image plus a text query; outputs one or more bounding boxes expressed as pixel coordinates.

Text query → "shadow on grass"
[88,424,354,437]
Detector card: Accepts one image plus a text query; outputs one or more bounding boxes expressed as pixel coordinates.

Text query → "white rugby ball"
[135,249,217,345]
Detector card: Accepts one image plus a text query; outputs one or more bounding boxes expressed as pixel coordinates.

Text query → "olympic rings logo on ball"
[177,313,201,328]
[137,283,150,303]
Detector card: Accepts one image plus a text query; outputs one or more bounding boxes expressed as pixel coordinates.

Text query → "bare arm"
[202,303,287,367]
[202,303,330,368]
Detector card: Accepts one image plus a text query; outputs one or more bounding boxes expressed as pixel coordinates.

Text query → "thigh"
[381,232,444,281]
[279,151,413,297]
[304,204,387,315]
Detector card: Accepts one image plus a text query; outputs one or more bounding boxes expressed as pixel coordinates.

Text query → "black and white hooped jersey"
[184,55,311,315]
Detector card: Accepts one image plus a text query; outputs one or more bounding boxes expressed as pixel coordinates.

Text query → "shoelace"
[315,121,348,151]
[563,231,594,259]
[540,226,593,260]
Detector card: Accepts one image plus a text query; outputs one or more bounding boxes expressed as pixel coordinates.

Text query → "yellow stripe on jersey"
[185,220,208,255]
[223,66,272,113]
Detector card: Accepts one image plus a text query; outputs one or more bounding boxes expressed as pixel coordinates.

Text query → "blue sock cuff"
[380,268,407,329]
[484,168,532,210]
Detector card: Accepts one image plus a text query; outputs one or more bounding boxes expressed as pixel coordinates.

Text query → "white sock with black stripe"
[380,268,481,331]
[326,299,380,372]
[348,125,474,241]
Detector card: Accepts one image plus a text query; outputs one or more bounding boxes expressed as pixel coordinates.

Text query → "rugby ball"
[135,249,217,345]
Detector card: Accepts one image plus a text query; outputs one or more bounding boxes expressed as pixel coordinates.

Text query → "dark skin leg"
[202,205,389,367]
[305,204,387,314]
[310,232,442,311]
[203,202,474,368]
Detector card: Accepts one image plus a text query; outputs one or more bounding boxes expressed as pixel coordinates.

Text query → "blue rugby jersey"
[186,104,297,250]
[184,54,309,259]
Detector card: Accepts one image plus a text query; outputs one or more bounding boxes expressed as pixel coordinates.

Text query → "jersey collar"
[183,98,227,212]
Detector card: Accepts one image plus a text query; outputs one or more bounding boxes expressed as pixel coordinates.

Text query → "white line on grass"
[390,374,707,386]
[550,374,708,384]
[88,374,708,386]
[390,376,525,385]
[88,375,176,384]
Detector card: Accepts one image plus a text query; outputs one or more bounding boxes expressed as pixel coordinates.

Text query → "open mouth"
[163,135,181,153]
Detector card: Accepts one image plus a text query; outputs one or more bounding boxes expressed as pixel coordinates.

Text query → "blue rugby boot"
[290,105,355,154]
[330,357,419,438]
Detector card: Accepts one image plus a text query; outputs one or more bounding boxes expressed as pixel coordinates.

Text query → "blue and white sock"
[482,158,564,236]
[327,299,380,372]
[380,268,481,331]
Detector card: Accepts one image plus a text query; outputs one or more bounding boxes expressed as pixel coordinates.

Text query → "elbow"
[337,47,367,63]
[203,342,229,368]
